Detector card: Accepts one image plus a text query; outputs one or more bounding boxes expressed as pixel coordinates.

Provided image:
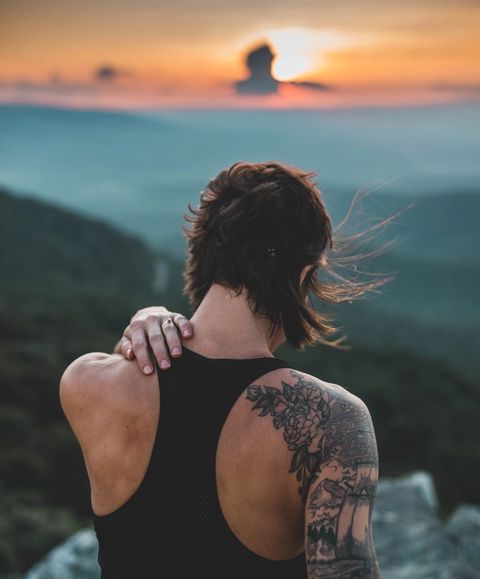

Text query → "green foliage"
[0,488,85,576]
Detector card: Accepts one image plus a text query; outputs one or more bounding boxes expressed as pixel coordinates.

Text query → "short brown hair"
[182,160,397,350]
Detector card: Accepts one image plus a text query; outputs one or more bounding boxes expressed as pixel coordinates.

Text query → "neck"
[186,283,285,357]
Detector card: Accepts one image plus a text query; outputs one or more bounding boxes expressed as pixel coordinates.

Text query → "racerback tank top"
[92,344,307,578]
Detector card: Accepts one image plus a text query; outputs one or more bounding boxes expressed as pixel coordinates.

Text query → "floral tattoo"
[246,371,332,500]
[246,369,380,578]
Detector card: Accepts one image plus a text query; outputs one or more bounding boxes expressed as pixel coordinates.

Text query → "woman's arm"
[116,306,193,374]
[305,393,381,578]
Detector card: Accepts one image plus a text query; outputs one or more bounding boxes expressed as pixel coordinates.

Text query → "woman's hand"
[114,306,193,374]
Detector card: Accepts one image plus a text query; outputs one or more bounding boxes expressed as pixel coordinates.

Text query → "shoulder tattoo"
[246,369,333,500]
[246,369,380,578]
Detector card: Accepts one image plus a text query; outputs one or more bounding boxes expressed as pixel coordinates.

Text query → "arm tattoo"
[246,370,380,578]
[246,370,331,500]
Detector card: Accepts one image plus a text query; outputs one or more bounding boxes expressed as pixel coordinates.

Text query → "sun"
[260,27,349,82]
[266,28,317,81]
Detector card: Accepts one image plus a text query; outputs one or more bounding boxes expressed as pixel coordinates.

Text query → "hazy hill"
[0,187,155,295]
[324,189,480,267]
[0,103,177,135]
[384,192,480,266]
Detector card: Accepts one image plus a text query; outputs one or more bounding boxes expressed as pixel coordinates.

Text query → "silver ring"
[161,317,174,328]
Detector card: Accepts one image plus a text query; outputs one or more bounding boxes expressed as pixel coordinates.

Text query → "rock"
[25,471,480,579]
[373,471,479,579]
[25,529,100,579]
[445,504,480,574]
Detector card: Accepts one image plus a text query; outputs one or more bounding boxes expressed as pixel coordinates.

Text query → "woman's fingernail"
[160,360,170,369]
[172,347,181,356]
[143,365,153,374]
[183,330,191,337]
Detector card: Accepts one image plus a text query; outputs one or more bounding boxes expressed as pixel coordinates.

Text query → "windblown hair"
[182,160,402,350]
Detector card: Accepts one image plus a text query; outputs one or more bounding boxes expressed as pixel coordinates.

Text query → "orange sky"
[1,0,479,109]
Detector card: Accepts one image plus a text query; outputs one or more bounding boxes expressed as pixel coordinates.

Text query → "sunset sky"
[1,0,479,109]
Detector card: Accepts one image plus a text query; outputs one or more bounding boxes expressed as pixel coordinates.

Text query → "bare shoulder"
[245,366,380,576]
[60,353,161,515]
[59,352,158,446]
[245,367,375,500]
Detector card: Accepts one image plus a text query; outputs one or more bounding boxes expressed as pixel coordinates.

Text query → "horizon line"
[1,99,479,115]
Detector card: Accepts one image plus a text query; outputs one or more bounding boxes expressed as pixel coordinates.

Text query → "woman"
[60,161,385,578]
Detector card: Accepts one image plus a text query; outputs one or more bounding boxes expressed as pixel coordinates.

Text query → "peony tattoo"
[246,369,381,578]
[246,371,332,500]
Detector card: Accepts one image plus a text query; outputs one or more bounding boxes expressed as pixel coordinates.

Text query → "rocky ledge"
[26,471,480,579]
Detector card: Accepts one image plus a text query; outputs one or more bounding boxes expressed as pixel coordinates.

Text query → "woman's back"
[91,343,308,578]
[61,160,385,578]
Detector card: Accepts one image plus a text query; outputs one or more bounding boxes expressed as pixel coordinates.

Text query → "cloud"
[94,65,132,82]
[432,83,480,94]
[289,80,331,91]
[234,44,279,95]
[0,75,97,95]
[234,42,332,95]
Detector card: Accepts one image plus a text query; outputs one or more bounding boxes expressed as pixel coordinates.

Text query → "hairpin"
[266,247,278,259]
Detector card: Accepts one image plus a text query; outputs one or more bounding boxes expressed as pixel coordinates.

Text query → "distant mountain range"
[1,102,479,249]
[1,102,479,376]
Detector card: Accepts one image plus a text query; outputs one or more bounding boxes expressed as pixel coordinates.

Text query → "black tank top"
[92,345,307,578]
